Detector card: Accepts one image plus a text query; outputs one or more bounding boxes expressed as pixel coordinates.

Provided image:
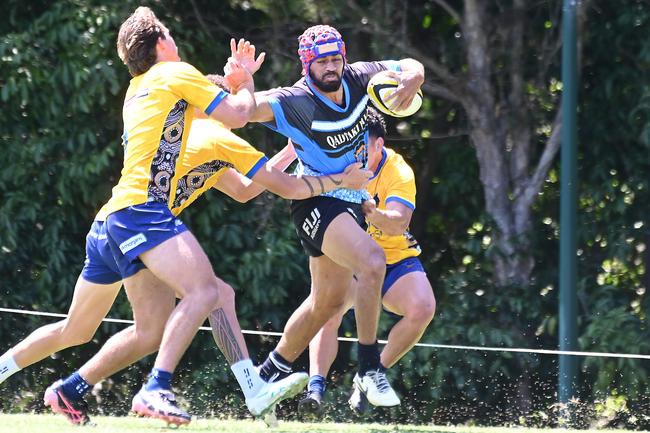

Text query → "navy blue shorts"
[381,256,425,297]
[105,202,188,279]
[81,220,145,284]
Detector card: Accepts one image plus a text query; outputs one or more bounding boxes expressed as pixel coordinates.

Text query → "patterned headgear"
[298,25,347,75]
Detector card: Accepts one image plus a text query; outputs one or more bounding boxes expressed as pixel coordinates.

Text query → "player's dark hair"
[366,106,386,139]
[117,7,166,77]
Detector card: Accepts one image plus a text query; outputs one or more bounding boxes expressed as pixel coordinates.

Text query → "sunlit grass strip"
[0,414,639,433]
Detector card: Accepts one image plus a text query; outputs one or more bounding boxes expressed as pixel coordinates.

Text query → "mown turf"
[0,414,644,433]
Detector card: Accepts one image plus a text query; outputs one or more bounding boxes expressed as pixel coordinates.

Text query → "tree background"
[1,0,649,428]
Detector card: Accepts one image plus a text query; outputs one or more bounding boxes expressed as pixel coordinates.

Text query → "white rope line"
[2,307,650,360]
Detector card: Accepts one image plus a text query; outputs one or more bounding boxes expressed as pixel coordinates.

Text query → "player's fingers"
[230,38,236,55]
[256,52,266,66]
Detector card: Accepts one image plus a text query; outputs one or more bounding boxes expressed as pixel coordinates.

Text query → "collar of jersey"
[306,75,351,112]
[370,148,388,180]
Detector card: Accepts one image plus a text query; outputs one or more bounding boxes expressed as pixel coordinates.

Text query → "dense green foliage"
[1,0,649,428]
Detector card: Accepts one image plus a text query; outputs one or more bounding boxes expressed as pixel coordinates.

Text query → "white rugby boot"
[246,372,309,417]
[352,369,400,407]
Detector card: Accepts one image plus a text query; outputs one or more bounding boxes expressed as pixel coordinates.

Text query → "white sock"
[231,359,264,399]
[0,352,21,384]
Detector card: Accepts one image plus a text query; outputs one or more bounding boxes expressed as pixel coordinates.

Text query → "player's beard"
[310,70,342,92]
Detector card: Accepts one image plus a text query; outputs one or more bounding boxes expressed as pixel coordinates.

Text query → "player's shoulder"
[148,61,203,82]
[384,148,415,178]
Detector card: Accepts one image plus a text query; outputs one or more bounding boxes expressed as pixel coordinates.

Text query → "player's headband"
[298,25,347,75]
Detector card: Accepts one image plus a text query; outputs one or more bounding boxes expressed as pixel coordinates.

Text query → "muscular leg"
[208,282,250,365]
[320,213,385,345]
[308,311,346,378]
[380,271,436,368]
[78,270,176,385]
[136,231,224,373]
[9,276,121,370]
[275,256,353,361]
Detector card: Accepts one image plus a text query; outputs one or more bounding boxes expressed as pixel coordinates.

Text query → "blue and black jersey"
[263,60,400,203]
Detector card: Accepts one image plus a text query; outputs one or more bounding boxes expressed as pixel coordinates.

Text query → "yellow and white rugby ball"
[367,71,423,118]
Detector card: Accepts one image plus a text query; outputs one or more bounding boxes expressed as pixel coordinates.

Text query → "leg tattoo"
[208,309,245,365]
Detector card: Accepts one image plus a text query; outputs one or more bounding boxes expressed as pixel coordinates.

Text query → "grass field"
[0,414,644,433]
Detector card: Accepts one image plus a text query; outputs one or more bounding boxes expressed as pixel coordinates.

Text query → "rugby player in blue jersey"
[247,25,425,408]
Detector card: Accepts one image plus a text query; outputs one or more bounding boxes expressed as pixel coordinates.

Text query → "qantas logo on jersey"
[323,112,368,149]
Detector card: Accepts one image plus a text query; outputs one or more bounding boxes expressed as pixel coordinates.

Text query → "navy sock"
[144,368,173,392]
[308,374,326,395]
[259,350,292,382]
[378,362,387,373]
[60,371,91,401]
[357,341,380,375]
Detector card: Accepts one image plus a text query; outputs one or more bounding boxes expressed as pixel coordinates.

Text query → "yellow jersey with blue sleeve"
[101,61,228,216]
[367,147,421,265]
[171,118,268,215]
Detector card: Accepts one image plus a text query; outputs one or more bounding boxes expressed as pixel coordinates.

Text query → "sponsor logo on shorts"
[174,219,183,227]
[119,233,147,254]
[347,207,358,220]
[302,208,321,239]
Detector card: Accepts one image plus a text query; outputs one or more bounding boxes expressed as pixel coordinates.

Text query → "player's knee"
[311,298,345,322]
[61,324,95,346]
[408,297,436,325]
[192,279,222,310]
[216,281,236,306]
[356,247,385,293]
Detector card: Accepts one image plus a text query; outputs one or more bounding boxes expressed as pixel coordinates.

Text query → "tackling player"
[297,108,436,416]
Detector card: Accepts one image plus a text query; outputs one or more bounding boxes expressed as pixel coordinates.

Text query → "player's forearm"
[366,208,410,235]
[249,94,275,123]
[277,174,344,200]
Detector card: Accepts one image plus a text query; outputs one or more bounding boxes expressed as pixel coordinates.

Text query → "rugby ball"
[367,71,423,118]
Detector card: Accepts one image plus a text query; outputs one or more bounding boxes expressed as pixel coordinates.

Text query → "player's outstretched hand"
[230,38,265,75]
[224,57,253,92]
[383,70,423,112]
[340,162,372,190]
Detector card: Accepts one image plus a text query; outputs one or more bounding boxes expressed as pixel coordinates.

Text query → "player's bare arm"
[384,58,425,111]
[362,199,413,236]
[253,162,371,200]
[214,142,298,203]
[209,59,255,129]
[249,93,275,123]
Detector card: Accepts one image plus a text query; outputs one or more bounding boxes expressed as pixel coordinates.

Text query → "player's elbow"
[222,111,250,129]
[231,191,256,203]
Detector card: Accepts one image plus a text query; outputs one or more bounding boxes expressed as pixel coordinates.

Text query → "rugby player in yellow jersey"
[297,108,436,417]
[0,7,370,427]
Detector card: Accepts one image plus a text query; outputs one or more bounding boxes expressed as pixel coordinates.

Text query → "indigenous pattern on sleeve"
[171,119,267,215]
[102,61,227,216]
[366,148,421,265]
[263,60,400,203]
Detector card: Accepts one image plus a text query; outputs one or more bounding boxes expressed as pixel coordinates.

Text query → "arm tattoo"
[316,176,325,195]
[301,177,315,197]
[326,174,342,186]
[208,308,244,365]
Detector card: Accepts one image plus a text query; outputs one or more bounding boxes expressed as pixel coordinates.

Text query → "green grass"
[0,414,644,433]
